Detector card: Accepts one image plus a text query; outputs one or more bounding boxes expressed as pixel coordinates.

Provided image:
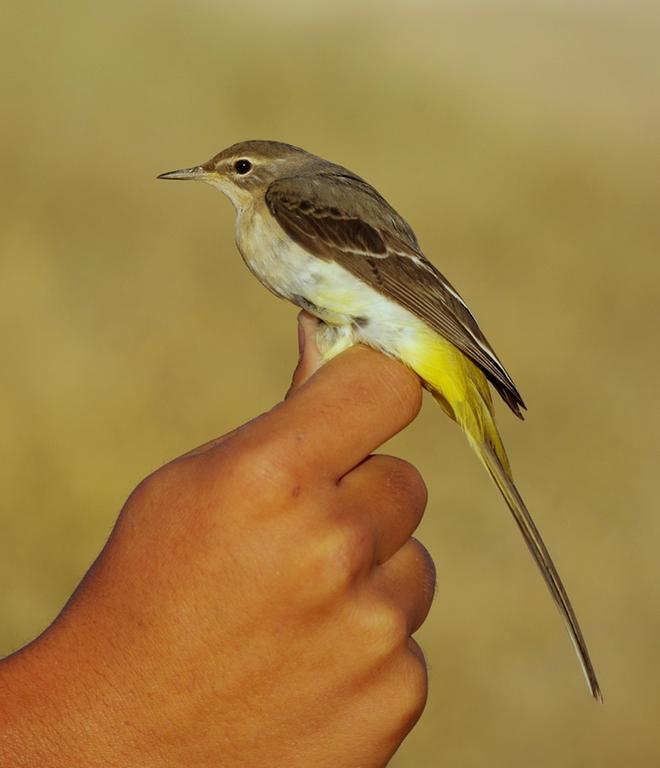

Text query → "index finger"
[240,345,423,480]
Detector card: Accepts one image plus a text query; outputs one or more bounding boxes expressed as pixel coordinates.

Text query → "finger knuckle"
[364,600,409,658]
[229,441,302,502]
[309,522,373,597]
[384,459,428,512]
[396,642,429,728]
[126,461,189,512]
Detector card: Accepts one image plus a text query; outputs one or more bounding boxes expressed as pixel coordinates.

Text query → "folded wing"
[266,173,526,417]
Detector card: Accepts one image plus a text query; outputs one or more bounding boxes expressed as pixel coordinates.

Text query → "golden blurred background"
[1,0,658,764]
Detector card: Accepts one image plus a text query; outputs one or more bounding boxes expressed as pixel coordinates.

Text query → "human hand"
[1,312,434,768]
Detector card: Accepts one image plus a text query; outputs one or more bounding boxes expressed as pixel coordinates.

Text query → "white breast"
[235,205,323,301]
[234,203,430,360]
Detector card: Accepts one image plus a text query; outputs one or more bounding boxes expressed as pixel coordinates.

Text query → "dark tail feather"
[479,440,603,702]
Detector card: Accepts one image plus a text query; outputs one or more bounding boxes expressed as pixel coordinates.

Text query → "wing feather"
[266,173,525,416]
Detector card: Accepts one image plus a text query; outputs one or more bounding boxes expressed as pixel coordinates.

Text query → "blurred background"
[1,0,658,764]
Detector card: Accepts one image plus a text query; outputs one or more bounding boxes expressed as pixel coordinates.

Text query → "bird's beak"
[157,165,214,181]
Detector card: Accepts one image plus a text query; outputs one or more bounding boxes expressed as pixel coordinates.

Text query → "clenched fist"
[1,313,436,768]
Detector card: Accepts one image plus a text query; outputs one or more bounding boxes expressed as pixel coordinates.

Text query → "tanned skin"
[0,312,435,768]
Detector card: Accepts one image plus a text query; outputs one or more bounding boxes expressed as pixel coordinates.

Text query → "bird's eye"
[234,159,252,175]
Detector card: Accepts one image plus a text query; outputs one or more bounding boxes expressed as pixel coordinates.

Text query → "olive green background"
[1,1,658,764]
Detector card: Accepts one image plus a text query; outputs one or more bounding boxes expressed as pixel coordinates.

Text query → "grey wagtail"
[158,140,601,701]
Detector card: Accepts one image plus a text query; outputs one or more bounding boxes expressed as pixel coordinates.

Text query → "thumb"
[286,311,325,398]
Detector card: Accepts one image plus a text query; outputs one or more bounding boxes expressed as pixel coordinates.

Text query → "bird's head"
[158,140,317,210]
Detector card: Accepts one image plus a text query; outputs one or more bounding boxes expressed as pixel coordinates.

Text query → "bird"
[158,139,601,701]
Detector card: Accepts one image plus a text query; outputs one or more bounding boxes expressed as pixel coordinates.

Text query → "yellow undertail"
[403,331,602,701]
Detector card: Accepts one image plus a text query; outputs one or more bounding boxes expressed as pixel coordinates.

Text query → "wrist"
[0,617,153,768]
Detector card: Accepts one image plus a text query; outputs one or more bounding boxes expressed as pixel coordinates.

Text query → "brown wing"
[265,173,525,417]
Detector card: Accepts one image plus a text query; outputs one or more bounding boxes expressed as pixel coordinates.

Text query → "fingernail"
[297,314,306,357]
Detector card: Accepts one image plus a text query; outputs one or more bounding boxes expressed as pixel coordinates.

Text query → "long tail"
[448,385,603,701]
[355,322,602,698]
[414,345,603,701]
[479,435,602,701]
